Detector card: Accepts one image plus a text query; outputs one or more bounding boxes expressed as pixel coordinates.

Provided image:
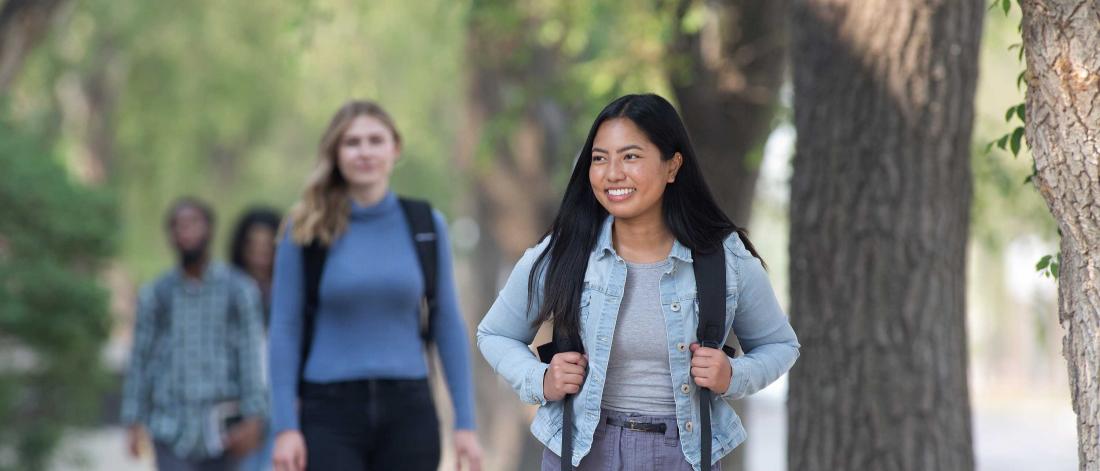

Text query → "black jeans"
[300,378,440,471]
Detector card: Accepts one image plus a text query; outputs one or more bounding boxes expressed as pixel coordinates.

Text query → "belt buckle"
[624,420,642,432]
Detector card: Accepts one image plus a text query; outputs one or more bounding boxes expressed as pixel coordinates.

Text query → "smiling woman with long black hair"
[477,94,799,470]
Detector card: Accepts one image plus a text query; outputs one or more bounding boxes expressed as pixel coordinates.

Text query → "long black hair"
[229,206,282,271]
[527,93,763,349]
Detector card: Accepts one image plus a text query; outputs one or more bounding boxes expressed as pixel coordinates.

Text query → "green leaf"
[1016,103,1025,121]
[988,0,1000,11]
[680,3,707,34]
[1003,0,1010,14]
[1018,45,1025,61]
[985,140,995,154]
[996,134,1009,150]
[1017,71,1026,90]
[1011,127,1025,156]
[1005,105,1019,122]
[1051,262,1060,278]
[1024,174,1034,184]
[1036,255,1051,271]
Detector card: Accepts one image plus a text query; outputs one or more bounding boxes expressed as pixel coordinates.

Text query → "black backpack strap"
[553,327,582,470]
[397,198,438,343]
[561,393,575,470]
[692,246,726,471]
[534,269,587,470]
[694,247,726,348]
[539,286,588,470]
[298,240,328,395]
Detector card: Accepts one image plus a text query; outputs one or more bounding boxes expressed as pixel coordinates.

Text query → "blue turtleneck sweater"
[268,192,475,433]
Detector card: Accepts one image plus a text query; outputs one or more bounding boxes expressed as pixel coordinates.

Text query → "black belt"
[605,417,668,434]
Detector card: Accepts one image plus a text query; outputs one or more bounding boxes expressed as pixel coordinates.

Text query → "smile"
[606,187,636,200]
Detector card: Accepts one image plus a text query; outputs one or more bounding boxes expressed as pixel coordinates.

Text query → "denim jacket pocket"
[578,288,594,339]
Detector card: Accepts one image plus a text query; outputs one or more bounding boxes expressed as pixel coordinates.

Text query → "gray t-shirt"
[601,259,676,415]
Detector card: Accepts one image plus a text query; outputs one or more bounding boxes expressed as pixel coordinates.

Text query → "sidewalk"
[743,377,1078,471]
[54,381,1078,470]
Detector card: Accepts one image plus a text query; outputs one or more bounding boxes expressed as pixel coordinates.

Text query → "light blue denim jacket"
[477,216,800,470]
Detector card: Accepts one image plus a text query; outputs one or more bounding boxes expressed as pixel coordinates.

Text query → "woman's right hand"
[543,352,588,402]
[273,430,307,471]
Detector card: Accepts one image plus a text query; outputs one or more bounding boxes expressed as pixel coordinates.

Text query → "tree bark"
[669,2,789,469]
[460,6,577,470]
[55,39,121,185]
[1019,1,1100,469]
[670,0,788,225]
[0,0,68,95]
[787,1,982,470]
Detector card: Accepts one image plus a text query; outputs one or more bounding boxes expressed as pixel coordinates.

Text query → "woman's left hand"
[689,343,733,394]
[454,429,483,471]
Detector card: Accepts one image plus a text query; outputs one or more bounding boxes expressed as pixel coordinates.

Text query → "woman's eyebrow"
[592,144,643,154]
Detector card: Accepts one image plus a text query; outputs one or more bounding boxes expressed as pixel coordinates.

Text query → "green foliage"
[14,0,470,282]
[982,0,1060,277]
[987,0,1022,15]
[970,5,1055,255]
[7,0,694,284]
[0,120,116,471]
[465,0,680,190]
[1036,253,1060,279]
[983,0,1029,160]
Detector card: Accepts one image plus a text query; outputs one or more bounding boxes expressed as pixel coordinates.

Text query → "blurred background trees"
[0,0,1080,469]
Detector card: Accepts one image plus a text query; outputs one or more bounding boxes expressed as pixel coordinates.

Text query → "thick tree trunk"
[460,7,576,470]
[787,1,982,470]
[0,0,68,95]
[670,0,788,225]
[669,2,789,469]
[1019,2,1100,469]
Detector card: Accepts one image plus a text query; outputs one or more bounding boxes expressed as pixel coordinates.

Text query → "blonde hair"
[286,100,402,245]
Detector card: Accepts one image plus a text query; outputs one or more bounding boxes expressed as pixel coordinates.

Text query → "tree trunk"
[0,0,68,95]
[460,6,577,470]
[787,1,982,470]
[670,0,788,225]
[1019,2,1100,469]
[55,40,121,185]
[669,2,789,469]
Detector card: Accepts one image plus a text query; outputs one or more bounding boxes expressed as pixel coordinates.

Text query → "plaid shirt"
[120,262,268,459]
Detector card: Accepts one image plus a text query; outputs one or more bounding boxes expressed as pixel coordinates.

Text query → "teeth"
[608,188,635,197]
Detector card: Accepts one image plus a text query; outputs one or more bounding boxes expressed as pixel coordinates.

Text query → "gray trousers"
[153,442,237,471]
[542,410,721,471]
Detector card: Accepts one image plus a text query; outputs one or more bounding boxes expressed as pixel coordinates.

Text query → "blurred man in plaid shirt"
[121,197,268,471]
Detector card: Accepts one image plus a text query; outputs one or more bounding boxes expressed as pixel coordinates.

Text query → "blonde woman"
[269,100,482,471]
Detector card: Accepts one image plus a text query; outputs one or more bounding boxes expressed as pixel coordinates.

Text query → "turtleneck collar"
[349,190,398,220]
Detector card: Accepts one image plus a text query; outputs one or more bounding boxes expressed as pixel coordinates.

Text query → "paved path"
[53,380,1078,470]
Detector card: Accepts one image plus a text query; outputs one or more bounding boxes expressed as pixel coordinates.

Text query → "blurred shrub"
[0,120,116,471]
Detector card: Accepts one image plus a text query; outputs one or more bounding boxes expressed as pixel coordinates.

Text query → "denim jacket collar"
[593,215,694,263]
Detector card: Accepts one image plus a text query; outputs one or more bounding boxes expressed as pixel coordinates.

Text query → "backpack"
[538,246,731,471]
[297,197,438,393]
